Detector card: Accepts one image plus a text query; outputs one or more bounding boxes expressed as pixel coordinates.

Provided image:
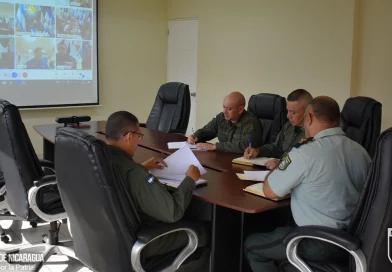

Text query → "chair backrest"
[248,93,288,144]
[55,128,140,272]
[146,82,191,134]
[0,99,42,220]
[340,96,382,158]
[347,127,392,271]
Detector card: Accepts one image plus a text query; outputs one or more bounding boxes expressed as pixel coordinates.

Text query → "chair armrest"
[284,226,366,272]
[131,221,199,272]
[28,175,67,222]
[33,175,57,187]
[283,226,360,251]
[137,221,201,244]
[39,159,55,170]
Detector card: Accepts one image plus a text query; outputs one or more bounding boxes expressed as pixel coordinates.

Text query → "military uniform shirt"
[108,146,195,226]
[194,111,263,153]
[268,127,371,229]
[257,121,305,159]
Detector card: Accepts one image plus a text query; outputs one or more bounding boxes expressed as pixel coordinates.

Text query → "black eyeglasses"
[123,131,144,140]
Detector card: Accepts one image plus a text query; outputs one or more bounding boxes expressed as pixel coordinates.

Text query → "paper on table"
[168,141,197,149]
[159,178,207,188]
[243,171,270,181]
[232,156,276,166]
[150,145,207,179]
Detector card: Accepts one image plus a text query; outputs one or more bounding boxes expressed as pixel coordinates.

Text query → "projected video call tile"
[15,36,56,69]
[0,37,15,69]
[0,2,14,36]
[56,7,92,40]
[15,4,56,38]
[56,39,92,70]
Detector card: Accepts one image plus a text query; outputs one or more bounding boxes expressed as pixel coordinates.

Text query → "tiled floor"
[0,220,92,272]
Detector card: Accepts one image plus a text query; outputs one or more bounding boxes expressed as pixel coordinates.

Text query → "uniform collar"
[108,145,134,161]
[313,127,345,139]
[229,110,247,126]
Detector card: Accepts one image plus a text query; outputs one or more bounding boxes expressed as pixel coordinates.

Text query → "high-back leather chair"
[0,99,75,268]
[280,127,392,272]
[248,93,288,144]
[341,96,382,158]
[145,82,191,134]
[55,127,207,272]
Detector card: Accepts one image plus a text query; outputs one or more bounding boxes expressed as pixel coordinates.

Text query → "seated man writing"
[244,89,313,169]
[106,111,209,271]
[187,91,263,153]
[244,96,371,272]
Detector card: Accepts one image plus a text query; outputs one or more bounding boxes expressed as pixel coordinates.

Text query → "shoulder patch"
[243,123,253,133]
[146,174,156,185]
[278,156,292,170]
[293,137,314,148]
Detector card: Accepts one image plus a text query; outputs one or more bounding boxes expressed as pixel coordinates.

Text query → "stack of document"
[236,170,270,181]
[243,183,290,201]
[232,156,277,166]
[167,141,197,149]
[150,145,207,188]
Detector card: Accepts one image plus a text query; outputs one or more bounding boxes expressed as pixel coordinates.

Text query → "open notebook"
[232,156,277,166]
[243,183,290,201]
[150,145,207,188]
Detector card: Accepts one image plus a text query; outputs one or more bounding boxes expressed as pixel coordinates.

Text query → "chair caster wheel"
[1,235,9,244]
[42,234,48,243]
[30,222,38,228]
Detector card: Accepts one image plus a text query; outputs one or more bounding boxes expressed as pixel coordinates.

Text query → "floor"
[0,220,93,272]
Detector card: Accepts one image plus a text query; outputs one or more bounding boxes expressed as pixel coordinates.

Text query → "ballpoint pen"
[249,138,252,149]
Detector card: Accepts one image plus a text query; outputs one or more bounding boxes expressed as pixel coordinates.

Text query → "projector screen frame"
[0,0,100,109]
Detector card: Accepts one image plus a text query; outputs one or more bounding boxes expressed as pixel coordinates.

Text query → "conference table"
[34,121,290,272]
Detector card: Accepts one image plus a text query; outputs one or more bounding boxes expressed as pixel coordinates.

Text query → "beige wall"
[353,0,392,130]
[168,0,356,129]
[21,0,168,154]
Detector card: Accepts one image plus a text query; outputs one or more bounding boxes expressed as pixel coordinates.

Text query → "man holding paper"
[244,97,371,272]
[187,91,263,153]
[243,89,313,169]
[105,111,209,271]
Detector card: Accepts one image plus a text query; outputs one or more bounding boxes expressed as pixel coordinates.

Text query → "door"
[167,18,198,136]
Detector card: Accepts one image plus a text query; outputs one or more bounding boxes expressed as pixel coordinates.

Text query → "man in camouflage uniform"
[244,89,313,169]
[187,92,263,153]
[106,111,209,271]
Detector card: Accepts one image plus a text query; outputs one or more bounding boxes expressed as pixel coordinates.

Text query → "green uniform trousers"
[244,227,346,272]
[142,222,210,272]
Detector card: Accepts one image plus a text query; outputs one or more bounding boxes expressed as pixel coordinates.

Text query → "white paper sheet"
[243,171,270,181]
[150,145,207,180]
[167,141,197,149]
[232,156,276,166]
[159,178,207,188]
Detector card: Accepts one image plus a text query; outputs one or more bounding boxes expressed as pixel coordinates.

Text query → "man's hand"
[196,143,216,151]
[264,159,280,170]
[142,157,168,170]
[244,147,259,159]
[187,135,198,144]
[186,165,201,182]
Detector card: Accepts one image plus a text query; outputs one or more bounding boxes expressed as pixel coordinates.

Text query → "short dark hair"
[105,111,139,140]
[287,89,313,102]
[308,96,340,125]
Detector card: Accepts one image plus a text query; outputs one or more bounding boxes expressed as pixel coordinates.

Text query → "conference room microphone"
[56,116,91,127]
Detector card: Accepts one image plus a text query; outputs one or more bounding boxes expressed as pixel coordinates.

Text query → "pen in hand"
[248,138,252,149]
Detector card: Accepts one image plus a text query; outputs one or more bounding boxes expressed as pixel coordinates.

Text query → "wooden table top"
[34,121,290,213]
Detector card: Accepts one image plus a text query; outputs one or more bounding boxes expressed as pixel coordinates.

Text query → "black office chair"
[0,99,75,270]
[340,96,382,158]
[280,127,392,272]
[54,127,208,272]
[144,82,191,134]
[248,93,288,144]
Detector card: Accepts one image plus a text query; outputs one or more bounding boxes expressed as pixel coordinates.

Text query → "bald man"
[244,96,371,272]
[187,92,263,153]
